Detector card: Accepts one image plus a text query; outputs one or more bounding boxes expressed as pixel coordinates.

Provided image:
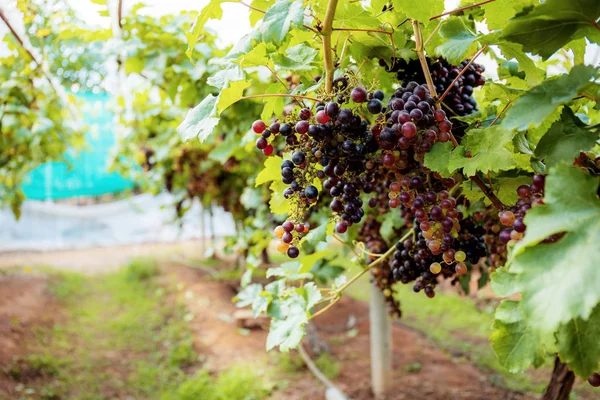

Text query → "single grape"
[282,221,294,232]
[499,211,515,226]
[367,98,383,114]
[351,87,368,103]
[262,144,274,156]
[287,246,300,258]
[433,109,446,122]
[305,185,319,199]
[430,262,442,274]
[588,373,600,387]
[455,262,467,275]
[402,122,417,138]
[455,250,466,262]
[252,120,266,133]
[276,240,290,253]
[256,137,268,150]
[373,90,385,100]
[295,120,309,134]
[282,231,293,243]
[336,220,348,234]
[274,225,284,238]
[292,151,306,165]
[316,110,329,124]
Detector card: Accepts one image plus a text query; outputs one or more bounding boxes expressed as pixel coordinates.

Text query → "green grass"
[9,258,272,400]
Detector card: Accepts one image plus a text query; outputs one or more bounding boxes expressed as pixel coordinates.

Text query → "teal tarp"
[21,92,133,200]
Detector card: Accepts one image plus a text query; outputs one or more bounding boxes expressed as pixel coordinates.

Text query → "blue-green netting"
[21,92,134,200]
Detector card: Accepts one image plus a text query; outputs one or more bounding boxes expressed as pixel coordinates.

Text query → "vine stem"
[438,45,488,104]
[322,0,339,94]
[411,20,438,104]
[429,0,496,20]
[490,100,511,127]
[240,93,320,102]
[310,229,412,319]
[411,21,504,210]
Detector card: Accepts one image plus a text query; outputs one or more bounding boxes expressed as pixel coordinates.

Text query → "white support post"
[370,284,392,398]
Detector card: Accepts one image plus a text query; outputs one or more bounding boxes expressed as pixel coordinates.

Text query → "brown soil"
[167,263,532,400]
[0,254,545,400]
[0,273,59,397]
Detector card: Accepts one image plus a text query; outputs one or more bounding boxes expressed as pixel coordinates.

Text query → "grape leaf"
[217,80,250,113]
[186,0,225,60]
[392,0,443,22]
[500,0,600,59]
[423,142,454,178]
[435,19,480,65]
[501,65,598,131]
[497,42,544,86]
[178,94,220,142]
[379,211,404,242]
[273,44,319,71]
[556,304,600,377]
[447,126,518,176]
[509,165,600,333]
[255,155,283,186]
[299,250,330,274]
[269,180,289,215]
[267,261,313,280]
[259,0,305,45]
[482,0,537,31]
[234,283,263,307]
[534,108,599,168]
[490,300,547,373]
[207,65,245,89]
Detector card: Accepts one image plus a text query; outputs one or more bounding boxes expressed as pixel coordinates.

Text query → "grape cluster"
[382,57,485,117]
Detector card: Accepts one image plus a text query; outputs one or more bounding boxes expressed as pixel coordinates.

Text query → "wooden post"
[370,284,392,398]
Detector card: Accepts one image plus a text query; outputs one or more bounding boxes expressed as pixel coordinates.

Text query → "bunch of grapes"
[382,57,485,118]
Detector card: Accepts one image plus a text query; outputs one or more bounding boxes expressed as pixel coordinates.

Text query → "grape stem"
[490,100,512,127]
[322,0,339,94]
[429,0,496,20]
[309,230,412,319]
[411,21,505,210]
[438,45,488,104]
[332,233,361,258]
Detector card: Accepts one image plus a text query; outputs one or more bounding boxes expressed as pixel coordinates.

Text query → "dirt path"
[168,264,532,400]
[0,248,564,399]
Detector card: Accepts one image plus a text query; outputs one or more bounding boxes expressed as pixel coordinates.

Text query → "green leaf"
[255,155,283,186]
[423,142,454,178]
[266,292,309,351]
[447,126,518,176]
[186,0,225,60]
[269,180,289,215]
[267,261,312,280]
[435,19,480,65]
[379,212,404,242]
[207,65,245,89]
[392,0,443,22]
[217,80,250,114]
[234,283,263,307]
[298,282,322,309]
[124,57,144,74]
[273,44,319,71]
[178,94,220,142]
[509,165,600,333]
[252,292,271,317]
[299,250,330,274]
[534,108,599,168]
[259,0,305,45]
[482,0,537,31]
[500,0,600,59]
[556,304,600,378]
[497,42,544,86]
[490,300,547,373]
[501,65,598,131]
